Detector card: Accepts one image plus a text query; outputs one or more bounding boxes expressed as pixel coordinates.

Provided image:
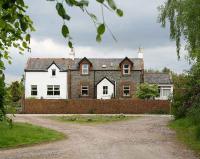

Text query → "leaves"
[56,3,70,20]
[62,25,69,38]
[116,9,123,17]
[96,0,104,3]
[68,41,73,48]
[106,0,116,10]
[96,34,101,42]
[97,23,105,35]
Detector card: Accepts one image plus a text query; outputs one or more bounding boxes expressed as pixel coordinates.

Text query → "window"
[47,85,60,96]
[31,85,37,96]
[81,85,89,96]
[82,64,89,74]
[123,64,130,75]
[159,86,172,98]
[52,69,56,76]
[163,89,171,97]
[103,86,108,95]
[123,85,130,96]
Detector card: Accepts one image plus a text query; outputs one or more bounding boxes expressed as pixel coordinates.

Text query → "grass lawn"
[0,122,65,149]
[169,118,200,154]
[48,114,138,124]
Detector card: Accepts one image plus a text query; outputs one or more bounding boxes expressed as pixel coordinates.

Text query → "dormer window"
[52,69,56,76]
[82,64,89,75]
[123,64,130,75]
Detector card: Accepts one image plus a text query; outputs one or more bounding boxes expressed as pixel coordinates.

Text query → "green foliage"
[0,73,6,121]
[0,0,34,69]
[8,81,23,102]
[0,122,65,148]
[158,0,200,59]
[136,83,159,100]
[159,0,200,121]
[49,115,137,124]
[169,118,200,153]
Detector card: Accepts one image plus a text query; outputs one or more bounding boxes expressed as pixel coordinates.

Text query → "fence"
[23,99,170,114]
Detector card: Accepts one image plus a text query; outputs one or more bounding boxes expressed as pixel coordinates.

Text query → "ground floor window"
[47,85,60,96]
[31,85,37,96]
[159,86,171,98]
[103,86,108,95]
[81,85,89,96]
[123,85,130,96]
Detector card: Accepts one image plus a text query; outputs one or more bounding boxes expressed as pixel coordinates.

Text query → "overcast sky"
[4,0,190,83]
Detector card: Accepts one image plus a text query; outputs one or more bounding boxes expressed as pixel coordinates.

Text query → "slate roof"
[70,58,143,70]
[144,73,173,84]
[25,58,71,71]
[25,57,143,71]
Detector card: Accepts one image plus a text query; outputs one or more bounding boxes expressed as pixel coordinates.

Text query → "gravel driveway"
[0,115,198,159]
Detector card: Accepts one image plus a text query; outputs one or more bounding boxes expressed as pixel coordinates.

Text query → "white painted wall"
[25,64,68,99]
[156,84,173,100]
[97,78,114,99]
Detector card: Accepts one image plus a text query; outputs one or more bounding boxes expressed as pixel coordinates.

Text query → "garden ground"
[0,114,198,159]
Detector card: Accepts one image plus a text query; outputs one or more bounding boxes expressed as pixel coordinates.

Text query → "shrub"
[136,83,159,100]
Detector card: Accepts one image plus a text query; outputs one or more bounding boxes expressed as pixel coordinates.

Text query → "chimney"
[138,47,144,59]
[69,48,75,60]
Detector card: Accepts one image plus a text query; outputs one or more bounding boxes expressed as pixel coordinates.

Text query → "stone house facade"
[68,57,144,99]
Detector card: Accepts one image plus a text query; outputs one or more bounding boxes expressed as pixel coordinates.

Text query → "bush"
[187,105,200,125]
[136,83,159,100]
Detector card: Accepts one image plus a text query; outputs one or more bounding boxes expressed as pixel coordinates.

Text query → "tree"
[0,73,6,121]
[159,0,200,119]
[9,81,23,102]
[158,0,200,60]
[136,83,159,100]
[162,67,171,73]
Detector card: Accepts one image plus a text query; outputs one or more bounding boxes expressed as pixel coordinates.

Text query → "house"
[24,50,173,100]
[144,73,173,100]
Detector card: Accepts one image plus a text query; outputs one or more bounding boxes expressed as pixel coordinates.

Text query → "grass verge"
[0,122,65,149]
[48,114,138,124]
[169,118,200,154]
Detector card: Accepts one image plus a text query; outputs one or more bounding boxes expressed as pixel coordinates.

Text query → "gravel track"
[0,115,198,159]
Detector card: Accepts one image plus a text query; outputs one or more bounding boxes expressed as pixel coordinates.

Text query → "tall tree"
[159,0,200,118]
[159,0,200,60]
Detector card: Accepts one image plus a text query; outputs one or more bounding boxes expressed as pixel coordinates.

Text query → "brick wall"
[23,99,170,114]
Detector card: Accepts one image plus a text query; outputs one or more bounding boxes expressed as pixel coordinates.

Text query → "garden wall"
[23,99,170,114]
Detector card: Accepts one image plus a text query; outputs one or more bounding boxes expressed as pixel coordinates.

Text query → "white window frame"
[103,86,108,95]
[81,85,89,96]
[31,85,37,96]
[123,85,130,96]
[82,64,89,75]
[160,86,171,98]
[123,64,130,75]
[47,85,60,96]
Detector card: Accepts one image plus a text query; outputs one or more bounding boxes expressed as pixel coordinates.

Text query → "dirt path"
[0,115,198,159]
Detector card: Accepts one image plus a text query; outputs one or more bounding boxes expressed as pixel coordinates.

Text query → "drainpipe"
[93,70,96,99]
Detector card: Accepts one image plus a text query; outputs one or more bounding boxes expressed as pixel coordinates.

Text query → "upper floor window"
[123,64,130,75]
[47,85,60,96]
[82,64,89,75]
[52,69,56,76]
[31,85,37,96]
[81,85,89,96]
[123,85,130,96]
[103,86,108,95]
